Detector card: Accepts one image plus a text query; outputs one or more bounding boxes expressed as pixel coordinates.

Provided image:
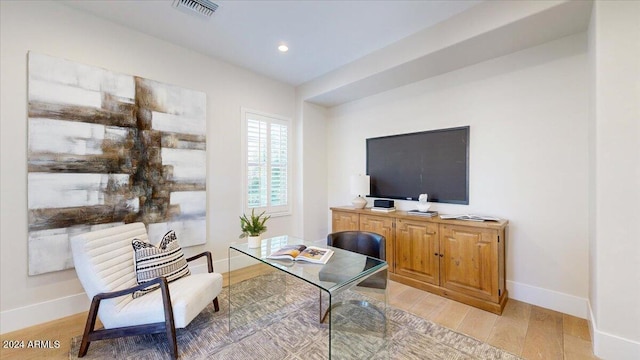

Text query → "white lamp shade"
[350,174,370,197]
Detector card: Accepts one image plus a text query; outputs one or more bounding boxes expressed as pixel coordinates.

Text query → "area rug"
[69,274,521,359]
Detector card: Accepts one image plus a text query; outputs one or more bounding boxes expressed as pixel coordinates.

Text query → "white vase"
[351,195,367,209]
[248,235,262,249]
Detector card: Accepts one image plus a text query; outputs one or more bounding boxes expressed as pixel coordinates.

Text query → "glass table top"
[230,235,388,294]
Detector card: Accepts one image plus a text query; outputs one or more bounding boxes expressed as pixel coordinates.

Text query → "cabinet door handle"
[439,254,444,257]
[434,252,438,256]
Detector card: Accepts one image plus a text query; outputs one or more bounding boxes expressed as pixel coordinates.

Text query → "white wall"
[589,1,640,358]
[0,1,295,333]
[326,33,590,317]
[300,102,329,241]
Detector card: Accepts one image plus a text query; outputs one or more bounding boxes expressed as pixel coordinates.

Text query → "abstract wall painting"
[27,52,207,275]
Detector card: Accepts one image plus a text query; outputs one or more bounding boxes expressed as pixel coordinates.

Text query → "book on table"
[439,214,500,222]
[266,245,334,264]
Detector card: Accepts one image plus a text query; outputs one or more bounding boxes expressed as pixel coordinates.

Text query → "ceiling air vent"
[172,0,219,18]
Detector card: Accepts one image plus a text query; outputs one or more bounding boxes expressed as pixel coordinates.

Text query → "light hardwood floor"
[387,280,598,360]
[1,270,599,360]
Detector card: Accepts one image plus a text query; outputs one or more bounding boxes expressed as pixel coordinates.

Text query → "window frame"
[241,108,292,217]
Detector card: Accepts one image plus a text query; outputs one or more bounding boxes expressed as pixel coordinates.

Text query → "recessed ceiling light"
[278,44,289,53]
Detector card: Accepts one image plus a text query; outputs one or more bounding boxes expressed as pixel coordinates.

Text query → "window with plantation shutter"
[242,109,291,216]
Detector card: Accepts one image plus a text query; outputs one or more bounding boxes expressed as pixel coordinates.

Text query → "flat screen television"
[366,126,469,204]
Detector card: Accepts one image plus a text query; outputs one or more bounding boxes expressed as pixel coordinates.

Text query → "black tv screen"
[366,126,469,204]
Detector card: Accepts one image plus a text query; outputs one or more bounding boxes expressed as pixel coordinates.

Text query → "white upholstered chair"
[70,222,223,359]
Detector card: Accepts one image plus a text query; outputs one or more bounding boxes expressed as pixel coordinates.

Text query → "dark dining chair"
[320,231,388,322]
[326,231,387,289]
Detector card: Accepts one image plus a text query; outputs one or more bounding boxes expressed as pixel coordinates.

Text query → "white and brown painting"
[27,52,207,275]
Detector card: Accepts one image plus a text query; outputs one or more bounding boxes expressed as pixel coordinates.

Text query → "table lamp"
[350,174,370,209]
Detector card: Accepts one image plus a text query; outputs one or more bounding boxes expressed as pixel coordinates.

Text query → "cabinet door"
[360,214,396,272]
[332,211,359,232]
[440,224,499,302]
[395,219,439,285]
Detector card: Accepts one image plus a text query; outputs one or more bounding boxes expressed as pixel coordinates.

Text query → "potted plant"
[239,209,270,248]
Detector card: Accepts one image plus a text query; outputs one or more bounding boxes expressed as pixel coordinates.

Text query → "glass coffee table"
[229,235,388,358]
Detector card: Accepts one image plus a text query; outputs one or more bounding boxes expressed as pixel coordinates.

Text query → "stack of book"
[371,207,396,213]
[407,210,438,217]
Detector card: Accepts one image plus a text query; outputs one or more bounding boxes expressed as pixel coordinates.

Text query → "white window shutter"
[242,110,290,215]
[270,123,287,206]
[246,119,267,208]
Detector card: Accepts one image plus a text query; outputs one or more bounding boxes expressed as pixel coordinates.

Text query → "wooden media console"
[331,206,509,314]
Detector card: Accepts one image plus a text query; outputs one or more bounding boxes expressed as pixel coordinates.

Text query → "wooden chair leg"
[160,279,178,359]
[213,297,220,312]
[165,324,177,359]
[78,297,101,357]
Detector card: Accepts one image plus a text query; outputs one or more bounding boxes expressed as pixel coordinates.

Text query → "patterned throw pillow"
[132,230,191,298]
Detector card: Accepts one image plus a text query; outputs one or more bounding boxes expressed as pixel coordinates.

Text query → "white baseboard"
[0,262,213,334]
[0,292,90,335]
[509,281,640,359]
[0,256,258,334]
[506,280,588,318]
[188,262,210,274]
[588,301,640,360]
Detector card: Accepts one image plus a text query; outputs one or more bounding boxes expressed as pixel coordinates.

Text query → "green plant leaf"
[239,209,270,237]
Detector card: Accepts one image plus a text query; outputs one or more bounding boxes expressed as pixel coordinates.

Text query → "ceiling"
[61,0,482,86]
